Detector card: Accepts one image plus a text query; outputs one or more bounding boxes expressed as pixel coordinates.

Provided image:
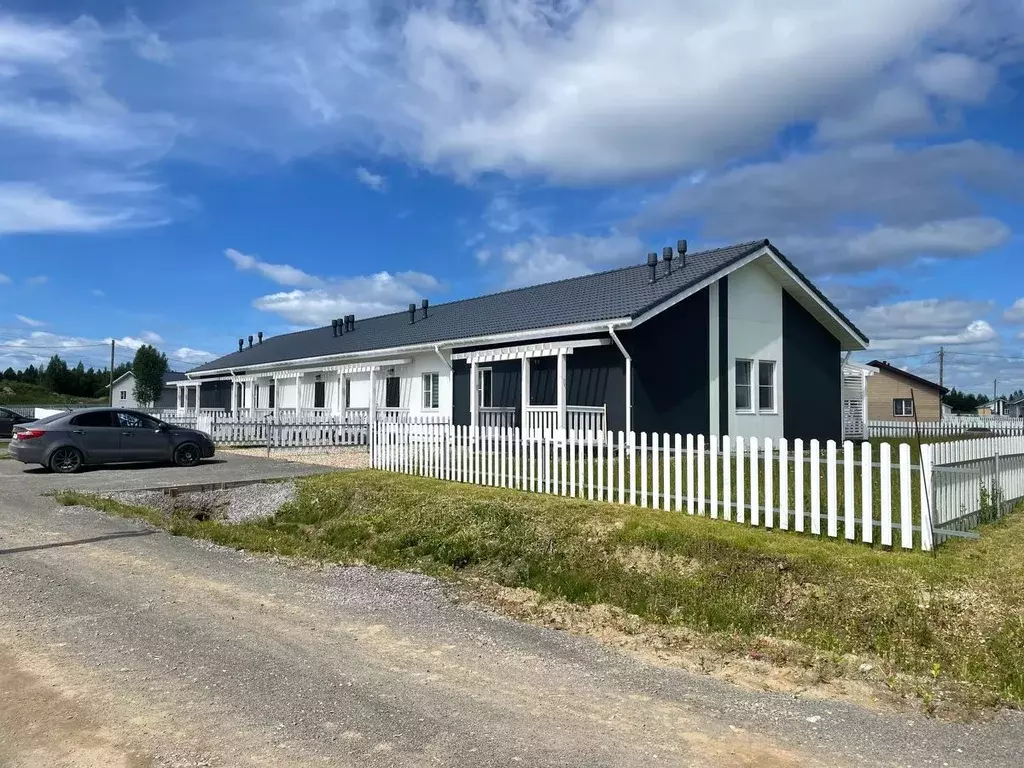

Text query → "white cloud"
[15,314,44,327]
[0,272,10,284]
[781,218,1011,275]
[914,53,998,104]
[483,232,646,289]
[169,347,214,365]
[857,299,997,352]
[225,247,320,287]
[815,86,934,144]
[1003,299,1024,323]
[355,167,385,192]
[253,270,441,325]
[25,275,47,286]
[141,331,163,344]
[0,182,140,234]
[91,288,105,297]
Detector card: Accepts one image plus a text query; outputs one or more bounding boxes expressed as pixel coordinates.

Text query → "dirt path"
[1,479,1021,766]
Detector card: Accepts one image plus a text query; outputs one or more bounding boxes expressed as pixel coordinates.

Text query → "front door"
[116,411,173,461]
[385,376,400,409]
[68,411,122,462]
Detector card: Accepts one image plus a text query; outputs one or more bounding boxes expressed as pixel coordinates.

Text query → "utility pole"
[994,378,998,413]
[109,339,115,407]
[938,346,945,421]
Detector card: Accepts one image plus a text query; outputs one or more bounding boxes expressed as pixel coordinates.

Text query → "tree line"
[0,345,169,403]
[942,388,1024,414]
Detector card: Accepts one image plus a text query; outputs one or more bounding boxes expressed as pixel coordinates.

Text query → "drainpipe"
[608,325,632,436]
[434,345,453,423]
[433,345,452,371]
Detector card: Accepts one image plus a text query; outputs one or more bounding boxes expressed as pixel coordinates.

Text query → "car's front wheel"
[49,447,83,474]
[173,442,202,468]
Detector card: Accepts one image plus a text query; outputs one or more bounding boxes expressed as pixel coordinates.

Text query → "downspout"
[433,345,452,371]
[608,325,632,436]
[434,345,453,423]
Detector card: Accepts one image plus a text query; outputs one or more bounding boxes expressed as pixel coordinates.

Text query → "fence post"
[994,451,1002,517]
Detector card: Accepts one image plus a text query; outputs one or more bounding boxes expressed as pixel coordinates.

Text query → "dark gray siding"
[783,291,841,441]
[718,277,729,434]
[621,287,710,436]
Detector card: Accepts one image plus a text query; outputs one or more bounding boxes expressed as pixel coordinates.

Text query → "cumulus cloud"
[224,248,320,288]
[1003,299,1024,323]
[252,271,442,326]
[355,167,385,192]
[856,299,997,352]
[478,232,646,289]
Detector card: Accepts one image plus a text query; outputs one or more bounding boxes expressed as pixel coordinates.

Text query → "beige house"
[866,360,947,422]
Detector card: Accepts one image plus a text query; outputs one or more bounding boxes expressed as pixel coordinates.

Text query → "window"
[758,360,776,413]
[894,398,914,417]
[477,367,493,408]
[117,411,160,430]
[422,373,440,410]
[344,379,351,409]
[385,376,401,409]
[735,360,753,412]
[268,383,275,409]
[314,380,326,409]
[119,390,127,401]
[71,411,115,428]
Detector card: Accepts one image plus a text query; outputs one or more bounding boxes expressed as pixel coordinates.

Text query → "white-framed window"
[758,360,777,413]
[119,390,127,401]
[422,372,440,410]
[477,367,493,408]
[894,398,914,417]
[735,359,753,413]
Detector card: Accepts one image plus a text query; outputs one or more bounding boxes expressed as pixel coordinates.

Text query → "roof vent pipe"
[248,335,254,349]
[422,298,429,318]
[337,317,344,335]
[346,315,355,332]
[238,338,244,353]
[677,239,688,268]
[662,246,673,275]
[647,252,658,283]
[258,331,263,345]
[332,319,339,337]
[408,303,417,324]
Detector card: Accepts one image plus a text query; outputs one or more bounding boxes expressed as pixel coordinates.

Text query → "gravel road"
[1,460,1023,767]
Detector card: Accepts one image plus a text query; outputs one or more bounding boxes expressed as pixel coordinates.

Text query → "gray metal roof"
[192,239,867,374]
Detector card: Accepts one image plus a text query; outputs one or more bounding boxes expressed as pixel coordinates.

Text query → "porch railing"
[525,405,606,434]
[480,407,517,428]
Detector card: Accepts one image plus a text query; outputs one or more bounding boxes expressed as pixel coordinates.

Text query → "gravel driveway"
[1,463,1023,766]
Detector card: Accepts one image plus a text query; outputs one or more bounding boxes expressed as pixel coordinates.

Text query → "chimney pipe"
[337,317,344,335]
[258,331,263,345]
[421,298,429,318]
[647,252,658,284]
[238,338,244,353]
[662,246,674,275]
[248,335,254,349]
[347,315,355,331]
[408,303,417,324]
[677,239,688,268]
[332,319,339,337]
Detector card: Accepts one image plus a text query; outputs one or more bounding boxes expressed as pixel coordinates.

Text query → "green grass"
[58,470,1024,710]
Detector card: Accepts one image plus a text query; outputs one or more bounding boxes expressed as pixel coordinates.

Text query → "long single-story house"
[865,360,948,422]
[110,370,189,409]
[183,239,869,441]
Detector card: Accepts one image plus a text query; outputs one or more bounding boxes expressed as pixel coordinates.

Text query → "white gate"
[841,365,869,441]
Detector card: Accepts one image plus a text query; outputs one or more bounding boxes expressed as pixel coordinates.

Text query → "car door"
[67,411,122,462]
[116,411,173,462]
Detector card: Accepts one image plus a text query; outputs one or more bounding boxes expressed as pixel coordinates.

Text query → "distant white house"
[109,370,187,409]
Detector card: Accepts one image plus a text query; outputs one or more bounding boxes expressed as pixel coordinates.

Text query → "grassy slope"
[59,470,1024,710]
[0,381,105,406]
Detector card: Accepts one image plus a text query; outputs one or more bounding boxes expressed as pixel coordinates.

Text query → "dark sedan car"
[9,408,215,473]
[0,406,34,439]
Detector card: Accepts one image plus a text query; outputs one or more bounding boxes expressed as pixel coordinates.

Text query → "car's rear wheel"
[174,442,202,468]
[49,447,83,474]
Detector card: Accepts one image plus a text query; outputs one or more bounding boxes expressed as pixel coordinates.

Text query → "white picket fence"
[372,424,939,551]
[930,436,1024,540]
[166,413,372,448]
[869,419,1024,438]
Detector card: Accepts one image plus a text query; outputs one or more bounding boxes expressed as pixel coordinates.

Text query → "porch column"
[177,385,185,414]
[337,372,345,418]
[556,351,567,433]
[295,373,302,416]
[194,383,202,412]
[470,360,479,429]
[368,367,377,425]
[273,377,280,419]
[521,356,530,434]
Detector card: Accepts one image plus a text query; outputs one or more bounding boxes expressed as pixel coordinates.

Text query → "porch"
[454,337,621,435]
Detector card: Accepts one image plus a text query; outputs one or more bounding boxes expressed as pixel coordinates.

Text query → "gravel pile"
[219,446,369,470]
[109,481,296,524]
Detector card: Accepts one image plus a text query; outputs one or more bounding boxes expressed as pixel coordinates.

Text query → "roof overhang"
[628,244,869,352]
[190,318,630,377]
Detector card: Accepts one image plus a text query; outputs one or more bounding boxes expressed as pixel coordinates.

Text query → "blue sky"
[0,0,1023,394]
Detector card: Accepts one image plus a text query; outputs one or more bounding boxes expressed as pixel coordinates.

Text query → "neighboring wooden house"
[977,397,1010,416]
[185,239,869,441]
[865,360,948,422]
[110,370,188,409]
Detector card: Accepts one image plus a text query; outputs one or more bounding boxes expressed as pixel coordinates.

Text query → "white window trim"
[421,372,440,411]
[894,398,914,417]
[735,359,754,414]
[477,367,493,408]
[757,360,778,415]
